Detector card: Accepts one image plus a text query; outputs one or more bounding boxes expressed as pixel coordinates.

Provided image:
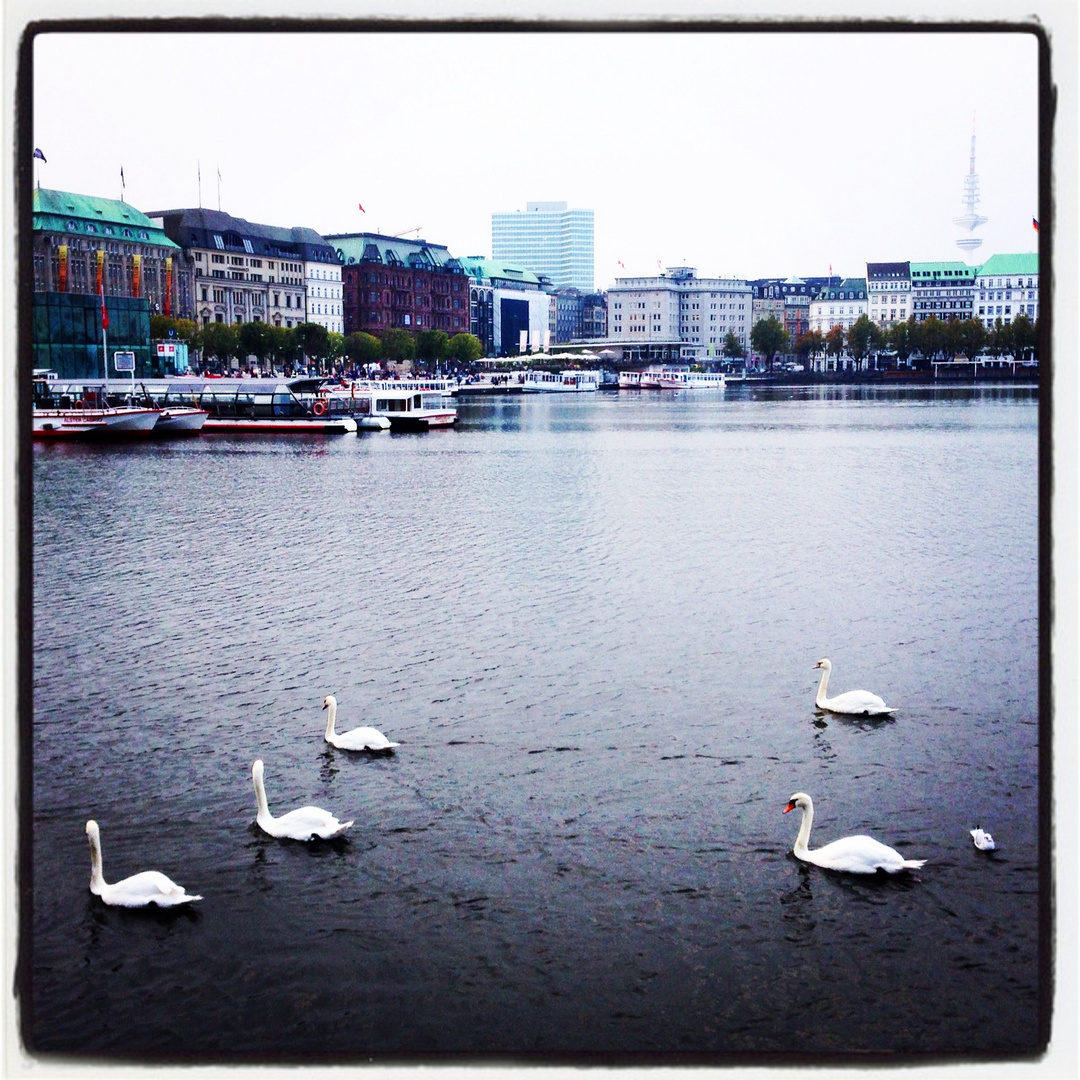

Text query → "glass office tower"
[491,201,594,292]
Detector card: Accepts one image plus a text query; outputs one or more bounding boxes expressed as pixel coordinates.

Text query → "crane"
[389,226,423,239]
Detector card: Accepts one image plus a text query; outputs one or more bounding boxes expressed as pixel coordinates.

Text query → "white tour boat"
[33,380,160,439]
[520,370,600,393]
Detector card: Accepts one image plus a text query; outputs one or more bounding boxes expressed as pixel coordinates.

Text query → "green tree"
[266,325,299,371]
[237,320,273,368]
[1010,313,1037,362]
[446,333,484,366]
[342,332,383,366]
[721,330,746,364]
[294,322,331,370]
[750,316,790,372]
[326,331,345,369]
[415,329,450,366]
[918,316,948,365]
[956,318,989,362]
[847,315,884,370]
[794,329,824,369]
[888,320,914,366]
[151,315,199,344]
[382,328,416,365]
[824,325,846,368]
[986,317,1010,362]
[201,321,237,369]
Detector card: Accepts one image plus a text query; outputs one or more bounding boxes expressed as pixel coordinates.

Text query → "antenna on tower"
[954,117,988,254]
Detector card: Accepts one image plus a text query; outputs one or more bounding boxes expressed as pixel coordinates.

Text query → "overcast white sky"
[30,27,1040,288]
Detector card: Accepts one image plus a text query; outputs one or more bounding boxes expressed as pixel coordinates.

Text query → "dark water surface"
[27,384,1043,1061]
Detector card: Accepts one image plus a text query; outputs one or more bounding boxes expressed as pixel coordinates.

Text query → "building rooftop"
[909,261,974,278]
[866,262,911,279]
[977,253,1039,277]
[326,231,462,272]
[34,188,179,248]
[150,207,338,262]
[458,256,546,288]
[814,278,867,301]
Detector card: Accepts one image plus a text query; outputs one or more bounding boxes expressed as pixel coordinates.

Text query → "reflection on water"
[29,385,1042,1059]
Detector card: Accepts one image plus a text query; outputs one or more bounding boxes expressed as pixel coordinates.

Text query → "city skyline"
[28,28,1040,289]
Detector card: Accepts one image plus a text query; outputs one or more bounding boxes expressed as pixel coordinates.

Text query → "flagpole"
[101,281,108,381]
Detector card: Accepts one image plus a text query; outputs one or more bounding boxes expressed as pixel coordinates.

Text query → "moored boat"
[322,381,457,431]
[521,370,600,393]
[32,380,160,439]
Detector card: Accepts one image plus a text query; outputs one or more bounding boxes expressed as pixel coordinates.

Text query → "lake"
[25,383,1045,1062]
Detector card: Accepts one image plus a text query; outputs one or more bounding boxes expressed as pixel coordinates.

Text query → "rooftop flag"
[33,147,46,162]
[359,202,365,212]
[1033,217,1039,231]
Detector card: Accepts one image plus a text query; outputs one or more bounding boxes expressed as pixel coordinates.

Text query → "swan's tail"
[899,858,926,871]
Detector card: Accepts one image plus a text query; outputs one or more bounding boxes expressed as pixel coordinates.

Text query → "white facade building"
[304,259,343,334]
[975,253,1039,328]
[809,278,868,334]
[865,262,910,331]
[607,266,751,360]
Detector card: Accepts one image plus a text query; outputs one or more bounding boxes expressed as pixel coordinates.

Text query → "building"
[458,256,552,356]
[809,278,868,335]
[975,253,1039,328]
[32,187,181,377]
[549,288,608,344]
[327,232,469,340]
[607,266,752,362]
[865,262,911,331]
[909,261,975,323]
[150,208,341,330]
[491,201,594,292]
[751,276,838,348]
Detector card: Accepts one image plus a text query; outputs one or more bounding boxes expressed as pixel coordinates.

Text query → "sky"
[28,27,1040,289]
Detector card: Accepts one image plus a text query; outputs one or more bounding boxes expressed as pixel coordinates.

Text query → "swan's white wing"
[271,805,352,840]
[823,690,894,715]
[807,835,917,874]
[335,726,400,751]
[102,870,201,907]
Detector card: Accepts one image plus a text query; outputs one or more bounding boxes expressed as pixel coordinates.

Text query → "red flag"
[358,202,365,212]
[100,280,109,330]
[1032,217,1039,231]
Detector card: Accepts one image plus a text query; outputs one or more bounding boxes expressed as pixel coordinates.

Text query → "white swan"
[322,694,399,751]
[85,820,202,907]
[813,658,896,716]
[970,827,996,851]
[252,759,353,841]
[783,792,926,874]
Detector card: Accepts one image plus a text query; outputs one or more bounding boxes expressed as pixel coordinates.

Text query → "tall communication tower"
[954,123,988,254]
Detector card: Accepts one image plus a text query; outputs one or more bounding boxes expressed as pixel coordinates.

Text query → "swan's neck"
[254,772,272,822]
[815,666,831,707]
[794,802,814,854]
[88,835,106,891]
[324,701,337,739]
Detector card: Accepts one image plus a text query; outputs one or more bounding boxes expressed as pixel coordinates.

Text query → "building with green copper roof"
[32,188,184,377]
[909,261,976,323]
[977,253,1038,278]
[975,253,1039,328]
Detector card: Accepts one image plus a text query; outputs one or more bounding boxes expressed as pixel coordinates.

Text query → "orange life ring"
[312,399,327,416]
[72,399,85,410]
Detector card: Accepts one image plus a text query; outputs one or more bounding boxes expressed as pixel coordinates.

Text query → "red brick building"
[326,232,469,338]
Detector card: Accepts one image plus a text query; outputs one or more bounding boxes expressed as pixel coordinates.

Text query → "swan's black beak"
[321,701,328,710]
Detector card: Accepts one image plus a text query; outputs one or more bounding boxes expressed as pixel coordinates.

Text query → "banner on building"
[57,245,68,292]
[132,254,141,297]
[164,257,172,317]
[95,249,104,295]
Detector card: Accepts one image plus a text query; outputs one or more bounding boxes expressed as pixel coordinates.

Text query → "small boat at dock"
[33,380,161,439]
